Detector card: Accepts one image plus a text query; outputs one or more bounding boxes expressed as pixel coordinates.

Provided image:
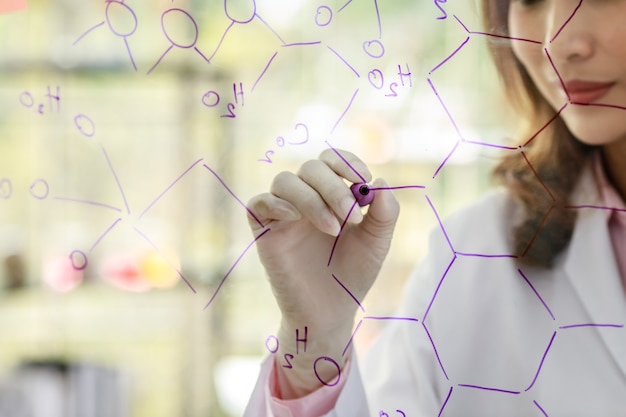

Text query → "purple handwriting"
[202,82,245,119]
[190,0,392,147]
[66,0,400,147]
[29,178,49,200]
[257,123,309,164]
[42,104,130,275]
[363,39,385,59]
[15,86,254,296]
[74,0,138,71]
[422,196,623,415]
[434,0,448,20]
[0,178,12,199]
[265,327,308,367]
[18,10,624,413]
[69,250,89,271]
[74,114,96,138]
[19,85,60,115]
[314,356,341,387]
[380,411,406,417]
[331,88,360,135]
[147,7,209,75]
[72,0,282,74]
[316,5,333,27]
[0,178,53,200]
[17,130,270,297]
[421,10,626,182]
[224,0,256,24]
[369,64,413,98]
[265,327,342,387]
[324,141,426,267]
[148,0,283,74]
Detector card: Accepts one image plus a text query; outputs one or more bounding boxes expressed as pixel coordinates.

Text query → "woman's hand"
[247,148,400,397]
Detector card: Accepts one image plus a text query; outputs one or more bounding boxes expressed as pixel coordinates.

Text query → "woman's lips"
[564,80,615,103]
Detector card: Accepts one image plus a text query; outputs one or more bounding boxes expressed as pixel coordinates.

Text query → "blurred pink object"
[43,256,84,292]
[0,0,27,14]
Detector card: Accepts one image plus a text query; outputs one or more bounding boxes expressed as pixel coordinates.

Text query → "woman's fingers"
[246,192,301,230]
[270,171,342,236]
[360,177,400,240]
[319,148,372,185]
[298,147,372,224]
[297,159,363,224]
[247,148,374,236]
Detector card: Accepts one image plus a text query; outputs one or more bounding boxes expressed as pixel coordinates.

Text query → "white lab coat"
[245,168,626,417]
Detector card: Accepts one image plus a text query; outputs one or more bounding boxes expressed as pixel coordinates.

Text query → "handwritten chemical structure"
[2,0,625,415]
[71,0,413,140]
[379,411,406,417]
[257,122,309,164]
[18,85,61,115]
[367,64,413,98]
[434,0,448,20]
[246,2,624,414]
[0,178,51,201]
[11,84,270,307]
[74,0,139,71]
[202,82,246,119]
[146,6,211,75]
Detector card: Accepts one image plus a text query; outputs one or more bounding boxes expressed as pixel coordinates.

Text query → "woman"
[244,0,626,415]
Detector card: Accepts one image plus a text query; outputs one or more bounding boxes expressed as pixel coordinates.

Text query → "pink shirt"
[267,355,350,416]
[264,156,626,415]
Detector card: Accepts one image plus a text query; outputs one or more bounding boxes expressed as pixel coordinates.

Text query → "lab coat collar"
[564,165,626,378]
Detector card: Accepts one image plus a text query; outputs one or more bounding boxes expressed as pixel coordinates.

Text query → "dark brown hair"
[480,0,593,267]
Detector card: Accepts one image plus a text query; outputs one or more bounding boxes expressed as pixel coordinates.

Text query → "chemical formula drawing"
[1,1,624,416]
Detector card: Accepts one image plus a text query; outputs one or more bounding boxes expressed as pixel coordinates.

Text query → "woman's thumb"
[360,178,400,239]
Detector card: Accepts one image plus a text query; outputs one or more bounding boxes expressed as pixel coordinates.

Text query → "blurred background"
[0,0,517,415]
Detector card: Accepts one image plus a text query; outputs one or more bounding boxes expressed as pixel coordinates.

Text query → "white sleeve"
[244,225,453,417]
[355,228,453,416]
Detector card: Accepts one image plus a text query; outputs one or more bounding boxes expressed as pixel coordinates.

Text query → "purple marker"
[351,183,374,207]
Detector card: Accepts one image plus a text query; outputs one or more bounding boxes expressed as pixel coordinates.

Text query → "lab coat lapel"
[563,170,626,378]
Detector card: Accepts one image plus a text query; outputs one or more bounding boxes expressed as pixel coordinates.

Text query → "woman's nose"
[545,0,594,62]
